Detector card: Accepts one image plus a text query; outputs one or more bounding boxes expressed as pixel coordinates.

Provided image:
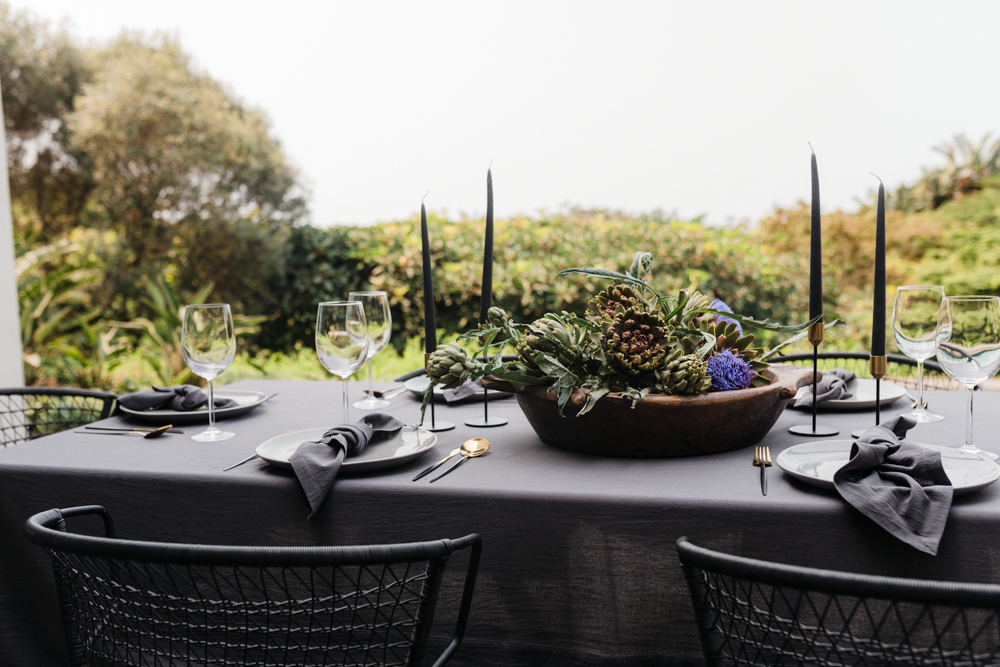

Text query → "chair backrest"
[773,351,966,391]
[0,387,118,447]
[25,506,481,667]
[677,537,1000,667]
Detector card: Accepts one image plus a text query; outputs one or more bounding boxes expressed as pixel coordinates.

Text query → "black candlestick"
[789,148,839,438]
[467,167,506,428]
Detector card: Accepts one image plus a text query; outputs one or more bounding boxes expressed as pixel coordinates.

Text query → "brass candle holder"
[789,319,840,437]
[422,352,455,432]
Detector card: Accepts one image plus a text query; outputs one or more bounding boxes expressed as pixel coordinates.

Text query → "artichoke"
[656,350,712,395]
[487,306,508,329]
[516,312,592,371]
[706,321,771,386]
[586,283,648,324]
[426,343,471,389]
[531,312,588,351]
[604,307,670,376]
[678,290,715,329]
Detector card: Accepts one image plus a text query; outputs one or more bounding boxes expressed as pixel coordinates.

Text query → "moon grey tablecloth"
[2,379,1000,667]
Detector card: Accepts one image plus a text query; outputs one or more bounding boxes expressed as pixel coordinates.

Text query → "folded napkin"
[118,385,237,412]
[289,413,404,519]
[833,415,953,555]
[792,368,855,407]
[441,378,514,403]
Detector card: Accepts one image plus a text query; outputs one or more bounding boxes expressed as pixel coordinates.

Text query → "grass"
[105,333,464,391]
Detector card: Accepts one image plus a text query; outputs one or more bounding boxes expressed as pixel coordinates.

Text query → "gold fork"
[754,446,772,496]
[223,430,294,471]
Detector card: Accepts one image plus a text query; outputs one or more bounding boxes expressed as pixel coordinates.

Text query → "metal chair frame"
[0,387,118,447]
[773,351,966,391]
[25,506,482,667]
[677,537,1000,667]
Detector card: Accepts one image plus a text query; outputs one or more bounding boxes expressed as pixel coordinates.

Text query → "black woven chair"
[0,387,118,447]
[677,537,1000,667]
[772,351,966,392]
[25,506,482,667]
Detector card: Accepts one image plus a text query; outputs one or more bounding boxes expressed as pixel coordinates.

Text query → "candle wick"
[807,141,814,154]
[422,190,430,204]
[488,159,494,170]
[869,172,884,186]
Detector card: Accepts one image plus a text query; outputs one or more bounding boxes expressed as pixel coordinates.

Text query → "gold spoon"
[429,438,490,483]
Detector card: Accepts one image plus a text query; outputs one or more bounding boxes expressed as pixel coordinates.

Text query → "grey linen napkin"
[833,415,953,555]
[118,385,237,411]
[289,413,404,519]
[793,368,855,407]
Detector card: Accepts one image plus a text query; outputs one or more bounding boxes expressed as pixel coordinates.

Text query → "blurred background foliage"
[3,3,1000,392]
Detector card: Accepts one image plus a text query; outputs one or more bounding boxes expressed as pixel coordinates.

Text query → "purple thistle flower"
[707,349,756,392]
[709,298,742,334]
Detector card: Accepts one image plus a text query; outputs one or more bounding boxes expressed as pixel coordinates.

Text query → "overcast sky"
[21,1,1000,226]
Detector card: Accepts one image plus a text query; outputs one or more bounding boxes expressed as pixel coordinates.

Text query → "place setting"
[770,192,1000,554]
[113,304,272,438]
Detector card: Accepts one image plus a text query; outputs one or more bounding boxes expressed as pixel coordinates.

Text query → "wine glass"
[349,291,392,410]
[892,286,946,423]
[936,296,1000,461]
[181,304,237,442]
[316,301,369,424]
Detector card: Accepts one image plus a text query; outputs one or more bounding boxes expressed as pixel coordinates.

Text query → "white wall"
[0,87,25,387]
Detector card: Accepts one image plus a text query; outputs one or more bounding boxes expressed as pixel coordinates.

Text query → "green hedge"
[253,211,808,353]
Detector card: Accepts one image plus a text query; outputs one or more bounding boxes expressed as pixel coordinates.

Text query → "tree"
[67,34,307,269]
[0,2,93,242]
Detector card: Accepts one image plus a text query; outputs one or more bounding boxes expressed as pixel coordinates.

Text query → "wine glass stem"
[367,357,375,400]
[343,377,350,424]
[207,380,216,430]
[966,386,975,448]
[916,360,925,411]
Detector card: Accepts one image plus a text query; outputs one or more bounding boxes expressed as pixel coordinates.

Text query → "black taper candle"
[478,169,494,325]
[872,181,886,356]
[809,150,822,320]
[420,202,437,353]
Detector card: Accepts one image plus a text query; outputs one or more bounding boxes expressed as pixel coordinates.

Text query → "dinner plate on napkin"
[790,378,907,411]
[256,426,436,473]
[776,440,1000,495]
[119,390,268,425]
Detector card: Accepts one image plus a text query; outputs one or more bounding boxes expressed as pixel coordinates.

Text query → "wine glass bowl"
[316,301,369,423]
[892,285,946,423]
[349,291,392,410]
[936,295,1000,460]
[181,304,237,442]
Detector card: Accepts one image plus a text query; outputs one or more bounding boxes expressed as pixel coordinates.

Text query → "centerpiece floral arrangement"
[423,251,836,418]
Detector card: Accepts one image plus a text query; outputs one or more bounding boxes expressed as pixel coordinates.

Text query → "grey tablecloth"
[2,379,1000,667]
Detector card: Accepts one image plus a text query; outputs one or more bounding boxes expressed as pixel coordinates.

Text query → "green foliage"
[891,134,1000,213]
[263,210,805,355]
[15,229,125,388]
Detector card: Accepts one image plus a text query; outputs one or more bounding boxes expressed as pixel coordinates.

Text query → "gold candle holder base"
[869,355,887,380]
[807,320,825,346]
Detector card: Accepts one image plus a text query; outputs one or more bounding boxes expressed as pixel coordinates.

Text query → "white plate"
[405,376,447,397]
[256,426,436,473]
[119,390,268,425]
[404,376,512,402]
[776,440,1000,495]
[790,378,907,411]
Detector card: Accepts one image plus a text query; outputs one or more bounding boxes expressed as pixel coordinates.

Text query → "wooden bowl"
[480,364,814,458]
